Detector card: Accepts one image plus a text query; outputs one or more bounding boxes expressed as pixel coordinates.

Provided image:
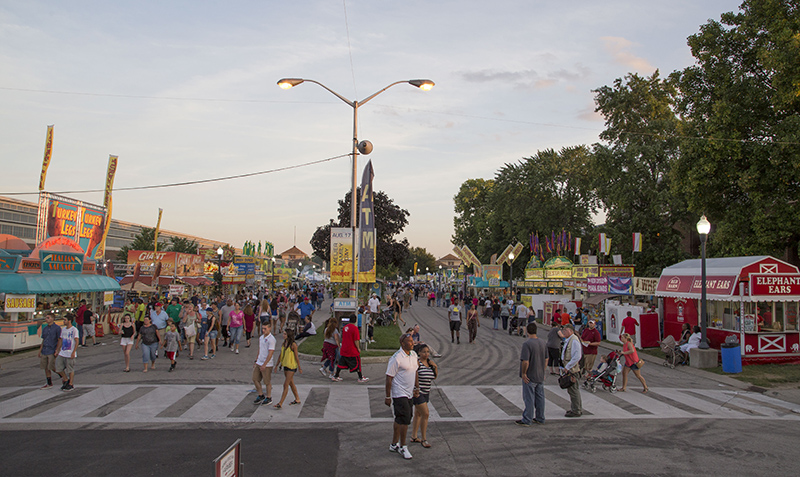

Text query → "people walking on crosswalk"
[119,314,135,372]
[560,324,583,418]
[275,329,302,409]
[162,322,180,372]
[620,333,649,393]
[253,322,276,406]
[332,319,369,383]
[386,333,419,460]
[135,316,160,373]
[517,322,547,426]
[410,343,437,448]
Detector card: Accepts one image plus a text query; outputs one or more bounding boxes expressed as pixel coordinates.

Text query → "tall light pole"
[696,215,711,349]
[278,77,434,299]
[509,251,516,296]
[217,246,224,298]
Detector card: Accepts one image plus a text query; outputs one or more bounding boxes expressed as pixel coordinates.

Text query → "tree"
[591,71,690,276]
[454,147,598,270]
[401,246,437,277]
[309,190,411,274]
[670,0,800,263]
[168,236,199,254]
[116,227,155,261]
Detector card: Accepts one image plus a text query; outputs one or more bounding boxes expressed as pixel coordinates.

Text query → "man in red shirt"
[620,312,638,340]
[560,309,570,326]
[580,320,602,376]
[332,317,369,383]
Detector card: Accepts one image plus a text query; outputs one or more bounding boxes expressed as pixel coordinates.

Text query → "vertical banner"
[95,155,118,259]
[38,125,54,191]
[598,233,607,254]
[605,237,612,255]
[633,232,642,252]
[358,160,375,273]
[574,237,582,255]
[154,208,163,253]
[330,227,375,283]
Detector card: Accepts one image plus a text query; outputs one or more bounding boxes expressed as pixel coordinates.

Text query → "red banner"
[750,274,800,297]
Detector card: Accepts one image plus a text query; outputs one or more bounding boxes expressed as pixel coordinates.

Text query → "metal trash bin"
[720,343,742,374]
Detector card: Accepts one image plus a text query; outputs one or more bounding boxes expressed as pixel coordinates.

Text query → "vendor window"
[776,302,798,332]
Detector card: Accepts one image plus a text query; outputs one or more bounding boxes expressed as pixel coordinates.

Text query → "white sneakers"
[389,442,412,459]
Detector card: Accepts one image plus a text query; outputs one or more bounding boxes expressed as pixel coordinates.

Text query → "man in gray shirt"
[219,299,235,348]
[517,322,548,426]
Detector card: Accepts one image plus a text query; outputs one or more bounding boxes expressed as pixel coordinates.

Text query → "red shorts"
[166,351,176,361]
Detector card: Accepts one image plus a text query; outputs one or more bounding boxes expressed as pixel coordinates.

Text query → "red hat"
[155,302,163,307]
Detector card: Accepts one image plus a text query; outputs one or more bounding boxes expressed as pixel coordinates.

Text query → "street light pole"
[696,215,711,349]
[277,78,434,299]
[509,251,515,297]
[217,246,224,298]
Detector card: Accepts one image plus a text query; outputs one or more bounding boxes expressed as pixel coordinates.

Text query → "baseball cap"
[155,302,163,307]
[588,319,596,324]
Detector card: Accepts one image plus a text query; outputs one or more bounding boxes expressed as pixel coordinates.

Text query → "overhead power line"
[0,153,351,196]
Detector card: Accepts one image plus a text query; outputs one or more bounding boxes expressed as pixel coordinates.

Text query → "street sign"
[213,438,241,477]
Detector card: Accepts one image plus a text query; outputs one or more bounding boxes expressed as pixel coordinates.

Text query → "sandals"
[290,400,301,405]
[421,440,432,448]
[642,388,649,394]
[274,404,282,409]
[410,437,421,443]
[123,368,130,373]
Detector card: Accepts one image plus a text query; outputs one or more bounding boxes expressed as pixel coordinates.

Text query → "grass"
[297,322,402,357]
[0,347,38,359]
[705,363,800,388]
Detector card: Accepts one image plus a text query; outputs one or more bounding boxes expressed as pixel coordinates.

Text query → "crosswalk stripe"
[1,385,797,424]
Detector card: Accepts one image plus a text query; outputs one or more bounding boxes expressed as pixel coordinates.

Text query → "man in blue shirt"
[150,302,169,331]
[297,297,315,321]
[38,313,61,388]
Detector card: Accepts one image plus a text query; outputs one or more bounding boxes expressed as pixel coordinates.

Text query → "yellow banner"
[154,208,163,253]
[38,125,54,191]
[95,155,118,259]
[330,227,375,283]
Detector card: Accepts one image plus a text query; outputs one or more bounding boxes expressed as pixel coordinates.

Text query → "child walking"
[162,322,181,372]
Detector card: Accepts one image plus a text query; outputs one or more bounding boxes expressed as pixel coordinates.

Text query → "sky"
[0,0,744,259]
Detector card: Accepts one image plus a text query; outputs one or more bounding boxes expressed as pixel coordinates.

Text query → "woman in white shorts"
[119,314,136,372]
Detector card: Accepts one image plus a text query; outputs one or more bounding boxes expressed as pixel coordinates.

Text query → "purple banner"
[358,160,375,273]
[587,277,608,293]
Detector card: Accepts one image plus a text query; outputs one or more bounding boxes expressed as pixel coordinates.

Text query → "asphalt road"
[2,299,798,476]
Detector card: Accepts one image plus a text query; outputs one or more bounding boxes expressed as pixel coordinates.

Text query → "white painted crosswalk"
[0,384,797,424]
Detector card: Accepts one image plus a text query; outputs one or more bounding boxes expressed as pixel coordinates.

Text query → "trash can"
[720,343,742,373]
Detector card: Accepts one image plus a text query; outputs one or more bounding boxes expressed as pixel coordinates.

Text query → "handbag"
[185,323,197,338]
[558,373,576,389]
[637,359,645,368]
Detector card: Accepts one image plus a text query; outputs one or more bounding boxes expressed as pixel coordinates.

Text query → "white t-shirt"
[386,348,419,399]
[307,321,317,335]
[517,304,529,318]
[256,333,276,367]
[368,297,380,313]
[58,325,79,358]
[448,305,461,321]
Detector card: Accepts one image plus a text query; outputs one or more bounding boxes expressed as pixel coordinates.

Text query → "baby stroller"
[583,351,622,393]
[374,307,395,327]
[508,315,526,336]
[660,335,688,368]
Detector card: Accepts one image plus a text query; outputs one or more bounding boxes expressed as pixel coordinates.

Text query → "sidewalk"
[539,322,800,407]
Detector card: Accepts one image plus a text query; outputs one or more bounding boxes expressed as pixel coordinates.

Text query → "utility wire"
[0,153,351,196]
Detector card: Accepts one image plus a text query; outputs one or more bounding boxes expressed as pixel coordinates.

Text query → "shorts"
[548,347,561,365]
[166,351,176,361]
[83,324,95,337]
[412,393,430,405]
[337,355,361,373]
[392,397,413,425]
[252,364,273,388]
[40,354,56,371]
[186,334,196,344]
[449,321,461,331]
[208,330,218,340]
[283,367,297,373]
[628,362,640,371]
[55,355,75,374]
[120,337,135,346]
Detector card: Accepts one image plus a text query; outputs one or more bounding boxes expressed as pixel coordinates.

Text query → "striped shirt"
[417,362,436,395]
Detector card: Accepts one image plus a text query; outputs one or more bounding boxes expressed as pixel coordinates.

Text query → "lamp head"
[409,79,435,91]
[277,78,304,89]
[509,252,515,260]
[696,215,711,235]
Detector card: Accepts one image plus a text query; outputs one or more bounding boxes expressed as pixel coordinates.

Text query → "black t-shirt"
[83,309,93,325]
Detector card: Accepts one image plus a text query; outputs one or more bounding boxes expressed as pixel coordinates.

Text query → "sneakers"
[564,411,582,418]
[331,376,342,382]
[319,367,327,377]
[62,384,74,392]
[235,349,239,354]
[262,397,273,405]
[358,377,370,383]
[201,355,209,360]
[230,347,235,352]
[60,381,68,390]
[369,339,376,343]
[515,420,531,426]
[254,395,266,404]
[40,383,53,389]
[389,443,400,453]
[399,445,412,460]
[210,354,216,359]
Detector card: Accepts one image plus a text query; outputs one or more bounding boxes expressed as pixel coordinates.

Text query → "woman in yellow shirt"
[275,329,302,409]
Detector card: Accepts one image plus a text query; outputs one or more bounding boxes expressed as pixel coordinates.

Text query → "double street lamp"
[277,77,434,298]
[697,215,711,349]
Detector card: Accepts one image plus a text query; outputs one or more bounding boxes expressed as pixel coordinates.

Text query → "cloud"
[458,65,591,90]
[601,36,654,72]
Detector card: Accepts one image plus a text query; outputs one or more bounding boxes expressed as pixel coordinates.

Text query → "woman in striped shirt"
[410,343,437,448]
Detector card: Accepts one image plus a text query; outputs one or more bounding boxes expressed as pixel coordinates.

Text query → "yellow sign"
[39,125,54,191]
[526,269,544,279]
[104,291,114,305]
[573,266,598,279]
[545,269,572,279]
[4,294,36,312]
[330,228,375,283]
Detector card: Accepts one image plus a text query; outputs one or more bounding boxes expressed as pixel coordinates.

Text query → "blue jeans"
[229,326,243,345]
[141,342,158,363]
[522,381,545,424]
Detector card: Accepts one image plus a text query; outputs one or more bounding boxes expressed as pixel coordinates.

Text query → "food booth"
[656,256,800,364]
[0,235,120,352]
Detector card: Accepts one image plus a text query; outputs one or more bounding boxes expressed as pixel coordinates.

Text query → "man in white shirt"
[448,301,463,344]
[253,322,276,405]
[385,333,420,460]
[368,293,381,322]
